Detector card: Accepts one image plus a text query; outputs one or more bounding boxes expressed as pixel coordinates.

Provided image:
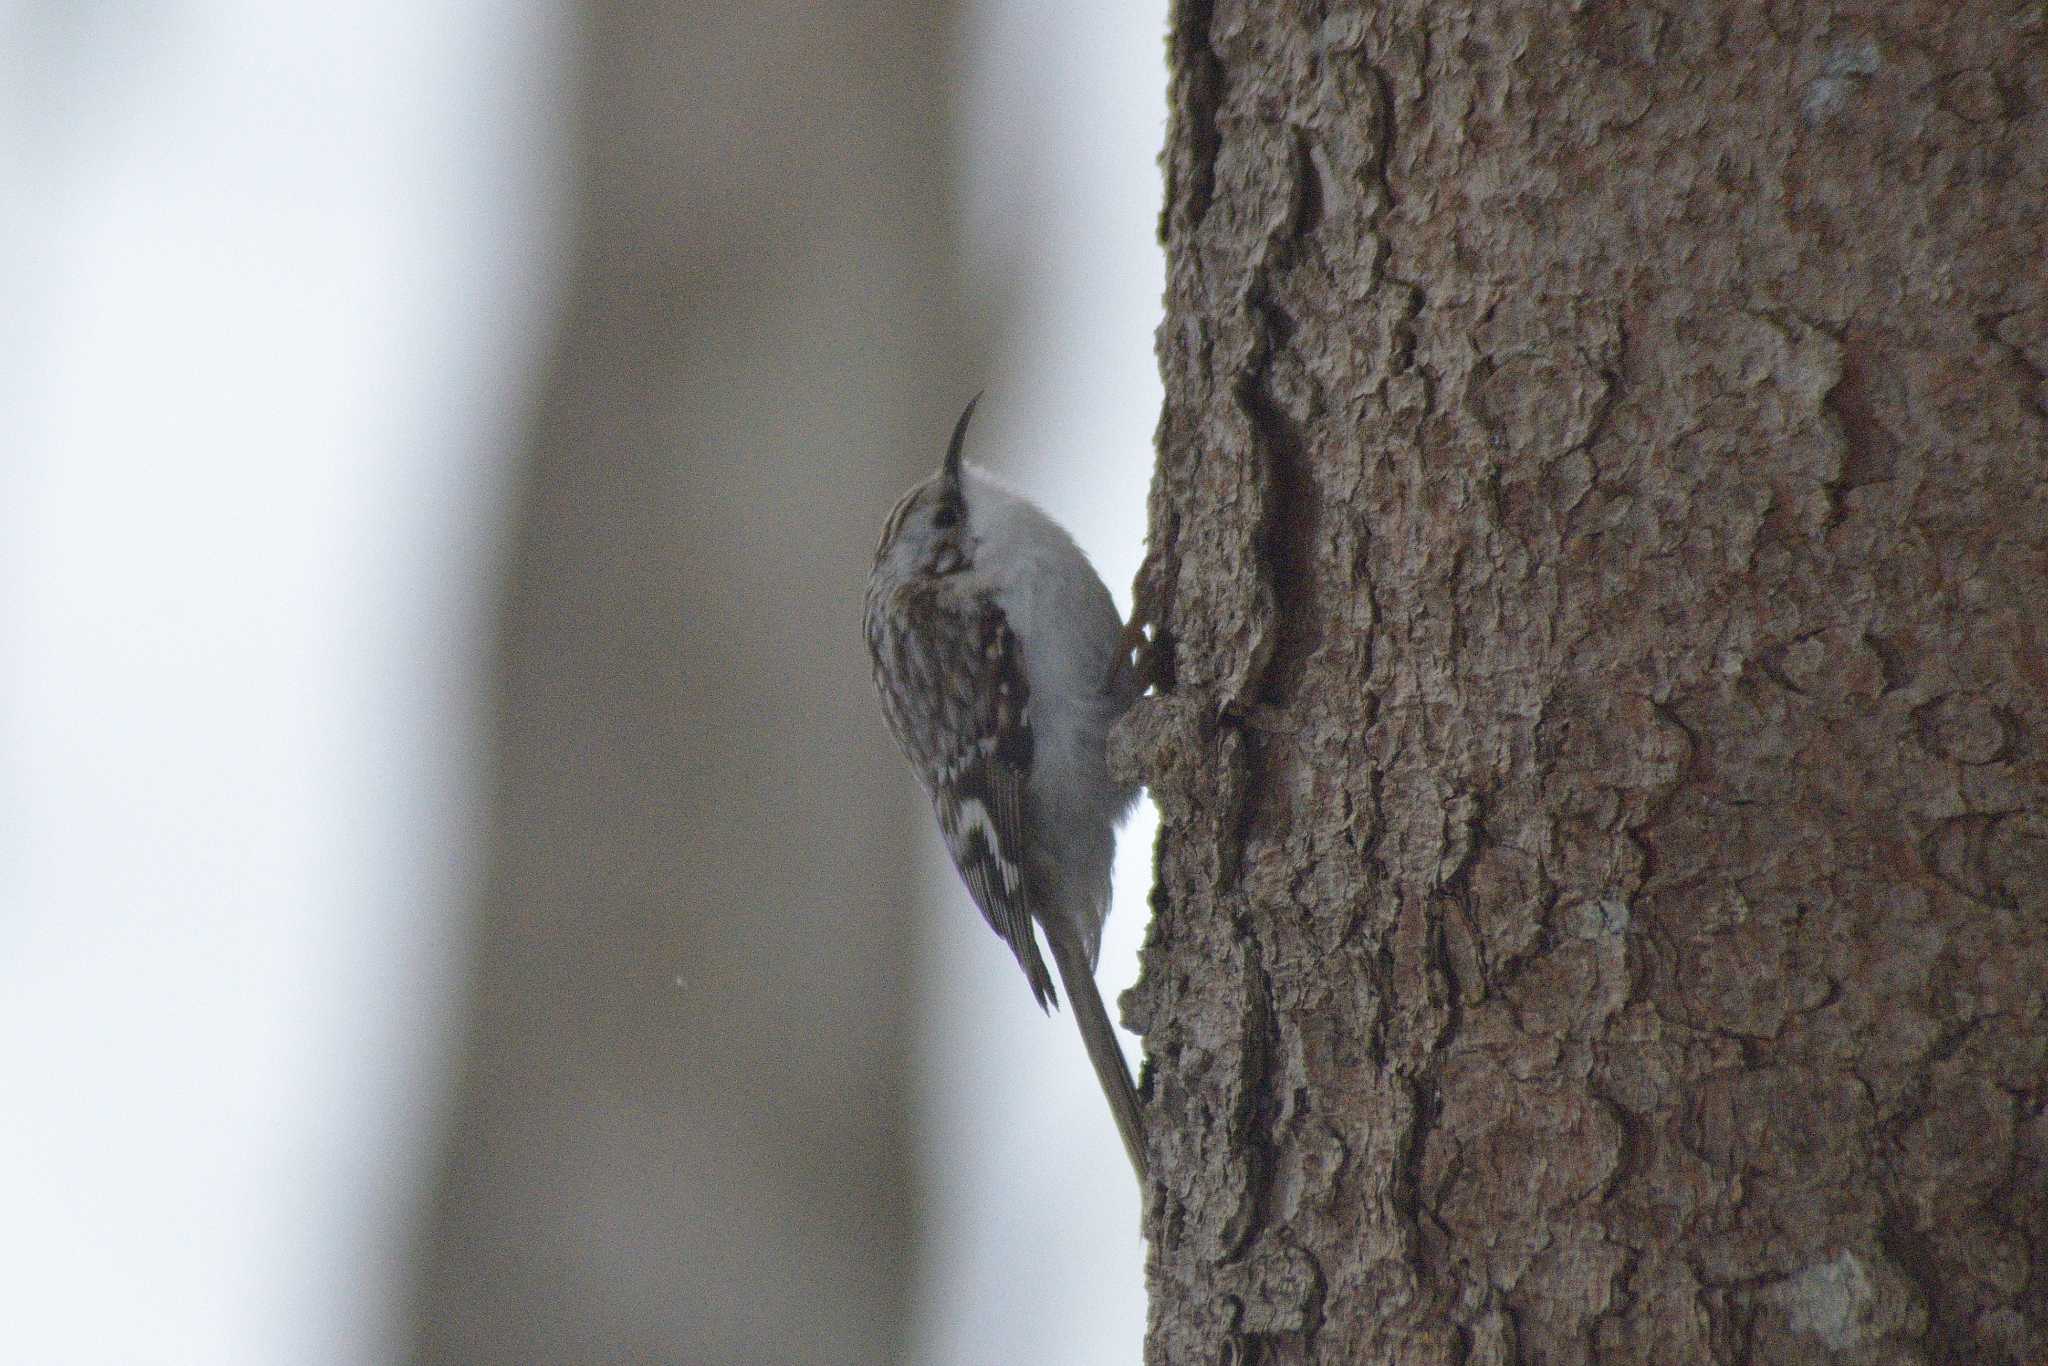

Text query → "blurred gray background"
[2,0,1162,1362]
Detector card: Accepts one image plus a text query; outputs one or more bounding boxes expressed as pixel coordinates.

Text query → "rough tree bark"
[1123,3,2047,1362]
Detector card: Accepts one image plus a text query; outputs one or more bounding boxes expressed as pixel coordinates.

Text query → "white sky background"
[0,1,566,1360]
[2,0,1164,1361]
[913,5,1168,1364]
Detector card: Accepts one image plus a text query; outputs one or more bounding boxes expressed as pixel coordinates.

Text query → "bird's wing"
[872,582,1053,1008]
[935,596,1053,1007]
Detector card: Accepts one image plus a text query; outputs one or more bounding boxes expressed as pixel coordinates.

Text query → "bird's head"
[872,394,981,581]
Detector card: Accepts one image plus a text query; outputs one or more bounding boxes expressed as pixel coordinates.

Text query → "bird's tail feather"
[1047,929,1148,1182]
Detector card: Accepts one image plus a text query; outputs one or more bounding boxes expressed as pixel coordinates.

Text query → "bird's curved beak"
[941,392,981,485]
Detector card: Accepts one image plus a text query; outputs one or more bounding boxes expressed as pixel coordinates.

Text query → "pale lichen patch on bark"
[1761,1248,1926,1352]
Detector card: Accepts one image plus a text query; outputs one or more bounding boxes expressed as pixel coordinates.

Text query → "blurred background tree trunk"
[1131,3,2046,1361]
[406,1,965,1361]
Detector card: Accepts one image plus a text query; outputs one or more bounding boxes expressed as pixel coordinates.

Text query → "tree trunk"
[405,2,964,1361]
[1128,3,2047,1362]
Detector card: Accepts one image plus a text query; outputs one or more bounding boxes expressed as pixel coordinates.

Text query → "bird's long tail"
[1047,929,1148,1182]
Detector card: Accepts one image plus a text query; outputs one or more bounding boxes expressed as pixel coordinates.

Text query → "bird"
[863,395,1149,1180]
